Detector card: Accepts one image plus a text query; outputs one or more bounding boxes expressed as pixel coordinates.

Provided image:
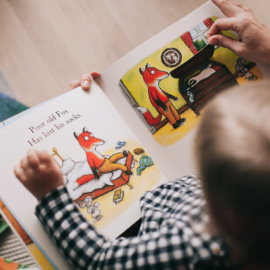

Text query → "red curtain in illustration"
[204,18,214,28]
[181,32,199,55]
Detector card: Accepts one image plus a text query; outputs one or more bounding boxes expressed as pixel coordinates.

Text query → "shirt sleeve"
[35,186,195,270]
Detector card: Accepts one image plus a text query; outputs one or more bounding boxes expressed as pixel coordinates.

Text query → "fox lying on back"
[74,128,132,180]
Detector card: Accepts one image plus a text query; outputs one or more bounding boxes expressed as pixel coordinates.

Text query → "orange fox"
[139,63,186,129]
[74,128,132,180]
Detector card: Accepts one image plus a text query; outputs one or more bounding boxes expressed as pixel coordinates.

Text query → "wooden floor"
[0,0,269,106]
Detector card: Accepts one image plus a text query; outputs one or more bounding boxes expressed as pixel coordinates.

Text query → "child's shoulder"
[162,175,201,189]
[138,175,230,268]
[139,175,203,223]
[140,175,202,202]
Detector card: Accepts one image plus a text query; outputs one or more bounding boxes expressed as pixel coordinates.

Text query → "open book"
[0,2,264,269]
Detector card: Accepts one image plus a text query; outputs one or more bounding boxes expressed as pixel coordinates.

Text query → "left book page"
[0,199,56,269]
[0,82,166,269]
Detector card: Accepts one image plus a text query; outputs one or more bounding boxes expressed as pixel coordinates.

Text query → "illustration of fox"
[74,128,132,181]
[138,63,186,129]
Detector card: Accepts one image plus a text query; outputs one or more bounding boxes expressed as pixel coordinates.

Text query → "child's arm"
[35,185,193,269]
[14,150,208,269]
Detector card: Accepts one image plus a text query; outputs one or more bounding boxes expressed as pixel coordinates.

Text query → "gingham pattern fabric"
[36,175,232,270]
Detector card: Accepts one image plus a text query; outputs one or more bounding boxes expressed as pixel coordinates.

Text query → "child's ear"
[74,132,78,139]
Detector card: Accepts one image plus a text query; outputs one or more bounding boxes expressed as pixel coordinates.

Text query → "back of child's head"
[195,81,270,259]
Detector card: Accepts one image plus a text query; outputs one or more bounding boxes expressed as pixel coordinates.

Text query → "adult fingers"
[234,2,254,14]
[68,80,80,91]
[207,17,242,38]
[208,34,244,56]
[14,163,26,183]
[211,0,242,17]
[80,74,92,91]
[90,71,101,80]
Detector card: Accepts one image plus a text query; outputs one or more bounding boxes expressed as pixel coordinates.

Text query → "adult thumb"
[208,35,243,55]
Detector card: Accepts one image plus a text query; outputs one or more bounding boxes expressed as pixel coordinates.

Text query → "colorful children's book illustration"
[115,141,126,149]
[0,215,8,235]
[51,130,162,229]
[137,155,154,176]
[113,189,124,205]
[0,257,28,270]
[78,196,103,223]
[0,199,56,270]
[74,128,133,180]
[120,17,263,146]
[133,148,145,155]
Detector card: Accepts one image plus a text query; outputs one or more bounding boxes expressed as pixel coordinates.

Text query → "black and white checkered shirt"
[36,175,231,269]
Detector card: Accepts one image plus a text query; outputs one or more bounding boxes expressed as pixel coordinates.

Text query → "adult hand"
[68,71,101,91]
[208,0,270,63]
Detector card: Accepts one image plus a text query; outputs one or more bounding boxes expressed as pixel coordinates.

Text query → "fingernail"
[83,80,90,88]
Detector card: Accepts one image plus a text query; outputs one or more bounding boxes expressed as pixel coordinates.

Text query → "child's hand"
[68,71,101,91]
[14,149,64,201]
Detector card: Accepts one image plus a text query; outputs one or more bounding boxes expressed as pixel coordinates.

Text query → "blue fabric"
[136,154,154,176]
[0,92,28,122]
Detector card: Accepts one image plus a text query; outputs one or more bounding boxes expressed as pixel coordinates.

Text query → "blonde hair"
[195,81,270,255]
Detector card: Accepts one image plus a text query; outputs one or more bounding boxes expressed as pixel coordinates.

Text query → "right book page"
[97,1,264,180]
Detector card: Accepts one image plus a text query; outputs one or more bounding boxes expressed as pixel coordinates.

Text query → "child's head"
[195,82,270,258]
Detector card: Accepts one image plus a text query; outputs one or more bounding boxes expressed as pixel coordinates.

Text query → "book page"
[0,83,166,269]
[0,200,57,269]
[97,1,264,180]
